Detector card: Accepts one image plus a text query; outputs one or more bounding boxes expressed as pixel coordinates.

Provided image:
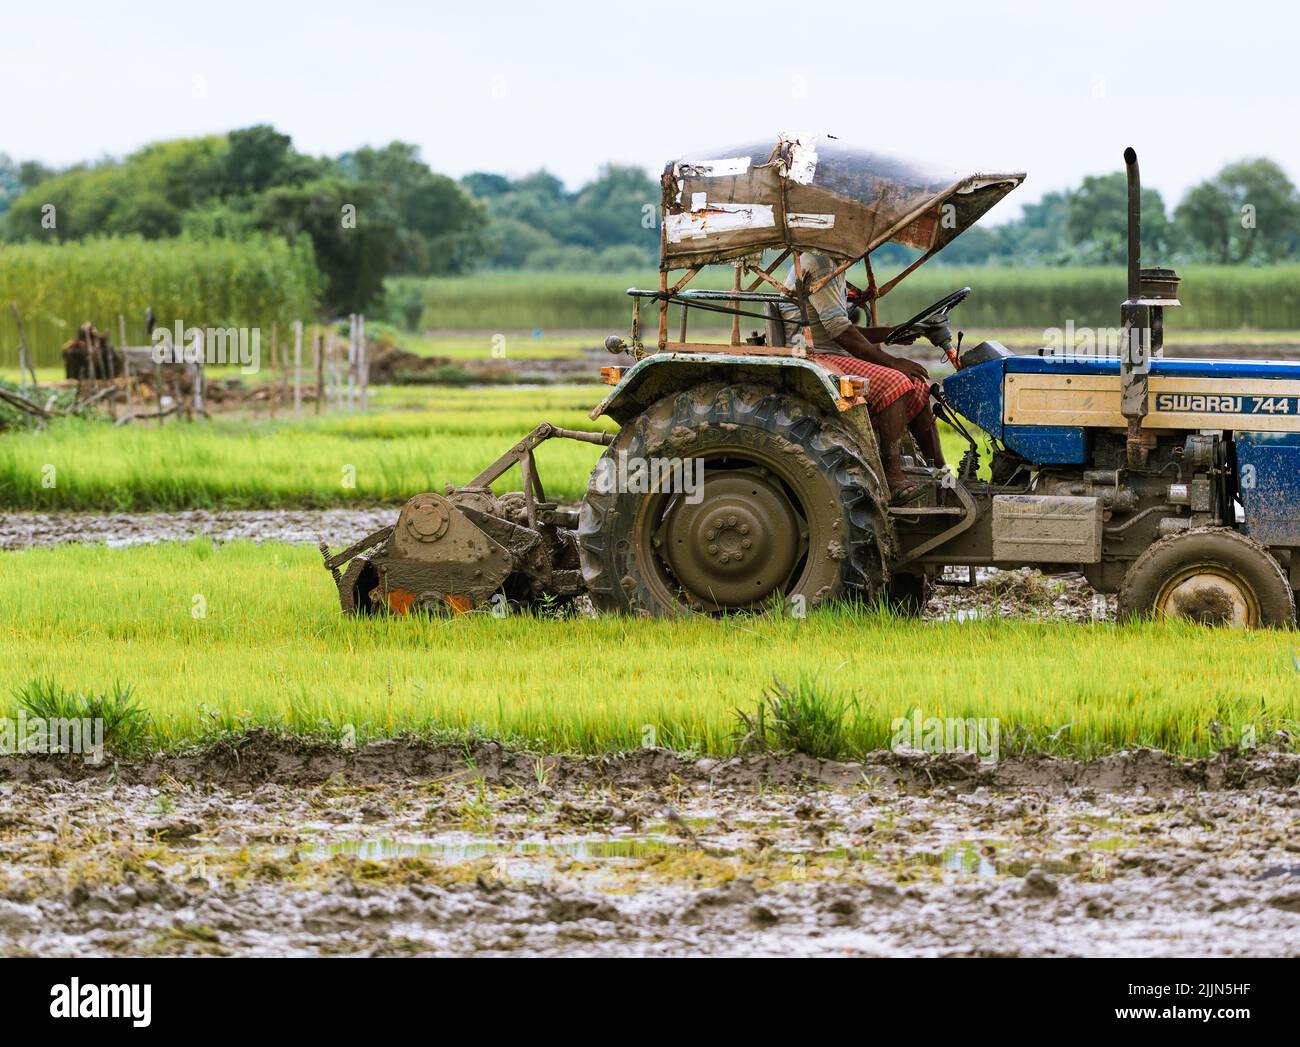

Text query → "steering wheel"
[884,287,972,346]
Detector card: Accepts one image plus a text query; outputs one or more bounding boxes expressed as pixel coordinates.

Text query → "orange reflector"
[838,376,865,398]
[600,366,622,386]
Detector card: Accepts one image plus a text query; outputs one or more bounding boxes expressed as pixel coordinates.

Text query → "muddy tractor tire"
[577,383,885,616]
[1117,527,1296,628]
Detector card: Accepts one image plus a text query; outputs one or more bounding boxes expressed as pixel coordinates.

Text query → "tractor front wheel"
[1117,527,1295,628]
[577,384,884,617]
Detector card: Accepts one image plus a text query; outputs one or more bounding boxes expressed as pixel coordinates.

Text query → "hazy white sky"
[2,0,1297,221]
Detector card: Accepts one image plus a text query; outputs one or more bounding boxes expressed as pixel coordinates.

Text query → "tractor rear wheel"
[578,384,884,616]
[1117,527,1295,628]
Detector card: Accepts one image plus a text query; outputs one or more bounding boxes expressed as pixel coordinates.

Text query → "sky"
[2,0,1298,222]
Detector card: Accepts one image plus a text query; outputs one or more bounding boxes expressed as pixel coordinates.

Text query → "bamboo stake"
[269,321,278,418]
[314,326,324,416]
[11,303,37,393]
[293,319,303,414]
[346,314,356,414]
[357,315,367,412]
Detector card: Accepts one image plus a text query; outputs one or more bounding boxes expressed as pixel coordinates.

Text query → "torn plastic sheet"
[675,156,751,179]
[665,202,776,243]
[785,136,819,185]
[787,212,836,229]
[660,136,1026,266]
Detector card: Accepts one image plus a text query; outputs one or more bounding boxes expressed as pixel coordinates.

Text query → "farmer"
[780,253,945,504]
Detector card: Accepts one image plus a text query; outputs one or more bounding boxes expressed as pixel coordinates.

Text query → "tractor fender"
[589,352,895,556]
[592,352,846,425]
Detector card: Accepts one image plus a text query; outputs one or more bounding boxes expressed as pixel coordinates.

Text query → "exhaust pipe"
[1124,146,1141,301]
[1120,147,1149,469]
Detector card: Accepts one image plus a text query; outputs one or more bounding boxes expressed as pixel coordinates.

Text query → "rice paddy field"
[0,385,619,510]
[413,267,1300,333]
[0,381,1295,763]
[1,538,1296,759]
[4,320,1300,965]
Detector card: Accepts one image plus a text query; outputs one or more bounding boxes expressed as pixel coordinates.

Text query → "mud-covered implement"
[323,137,1300,628]
[322,423,612,615]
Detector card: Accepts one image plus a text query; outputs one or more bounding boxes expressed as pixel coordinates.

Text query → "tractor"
[322,138,1300,628]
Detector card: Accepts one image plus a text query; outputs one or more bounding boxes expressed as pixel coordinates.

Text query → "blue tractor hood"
[942,353,1300,465]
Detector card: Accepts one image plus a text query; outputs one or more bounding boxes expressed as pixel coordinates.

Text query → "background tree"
[342,142,485,275]
[1065,173,1172,265]
[1174,158,1300,263]
[254,178,395,314]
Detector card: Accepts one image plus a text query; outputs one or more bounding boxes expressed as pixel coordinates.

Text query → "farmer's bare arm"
[831,326,929,383]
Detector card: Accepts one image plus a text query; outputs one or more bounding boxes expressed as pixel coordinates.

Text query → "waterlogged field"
[2,540,1296,758]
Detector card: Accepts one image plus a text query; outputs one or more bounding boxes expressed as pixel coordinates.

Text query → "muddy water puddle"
[1,752,1297,956]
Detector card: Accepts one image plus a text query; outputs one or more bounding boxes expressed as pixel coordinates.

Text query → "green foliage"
[2,540,1296,757]
[1065,175,1173,265]
[0,236,319,367]
[736,678,859,760]
[3,136,229,241]
[0,153,20,216]
[1175,158,1300,263]
[0,127,484,313]
[12,677,152,754]
[407,265,1300,333]
[0,385,616,510]
[464,163,658,271]
[375,276,431,331]
[255,178,392,315]
[342,142,486,276]
[0,378,76,431]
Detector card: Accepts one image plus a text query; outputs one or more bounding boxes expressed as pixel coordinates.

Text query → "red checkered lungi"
[811,353,930,422]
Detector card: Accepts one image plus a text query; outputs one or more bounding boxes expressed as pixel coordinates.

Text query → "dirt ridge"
[2,731,1296,792]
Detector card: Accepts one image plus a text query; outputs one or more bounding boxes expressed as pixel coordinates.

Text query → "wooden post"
[346,314,356,414]
[153,334,165,426]
[326,330,340,411]
[731,264,742,346]
[11,303,37,394]
[357,314,367,412]
[107,314,126,421]
[269,321,278,418]
[314,327,324,415]
[121,313,135,411]
[293,319,303,414]
[281,320,291,404]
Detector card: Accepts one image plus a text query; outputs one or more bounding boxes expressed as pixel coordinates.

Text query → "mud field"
[0,742,1297,957]
[0,508,396,551]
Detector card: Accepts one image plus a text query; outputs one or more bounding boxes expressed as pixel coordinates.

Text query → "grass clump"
[10,678,153,755]
[735,677,859,760]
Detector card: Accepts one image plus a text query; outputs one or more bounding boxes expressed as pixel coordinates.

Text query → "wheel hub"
[660,471,800,608]
[1156,569,1256,627]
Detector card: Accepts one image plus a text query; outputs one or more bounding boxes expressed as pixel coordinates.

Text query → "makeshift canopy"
[661,135,1025,269]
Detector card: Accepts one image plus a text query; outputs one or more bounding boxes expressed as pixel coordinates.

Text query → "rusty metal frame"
[461,422,614,528]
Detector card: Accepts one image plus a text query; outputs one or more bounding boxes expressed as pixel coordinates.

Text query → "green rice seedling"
[11,677,152,754]
[1,541,1295,759]
[735,677,859,760]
